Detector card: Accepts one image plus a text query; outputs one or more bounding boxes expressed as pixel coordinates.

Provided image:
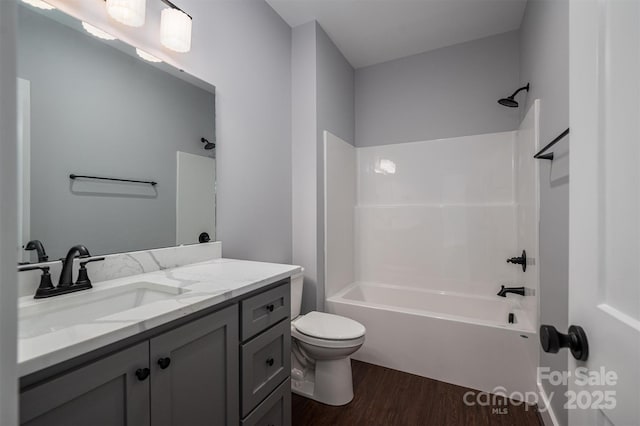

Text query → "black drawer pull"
[266,304,275,312]
[266,357,274,367]
[135,368,150,381]
[157,357,171,369]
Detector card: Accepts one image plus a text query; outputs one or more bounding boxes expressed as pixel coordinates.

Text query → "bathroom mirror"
[16,3,216,263]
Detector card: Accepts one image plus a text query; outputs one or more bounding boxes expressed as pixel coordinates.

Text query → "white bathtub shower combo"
[322,101,541,397]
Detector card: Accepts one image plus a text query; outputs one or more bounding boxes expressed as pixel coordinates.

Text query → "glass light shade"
[82,22,117,41]
[160,8,192,53]
[21,0,55,10]
[136,48,162,63]
[106,0,146,28]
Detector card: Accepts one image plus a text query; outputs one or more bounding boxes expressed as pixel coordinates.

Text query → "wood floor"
[292,360,542,426]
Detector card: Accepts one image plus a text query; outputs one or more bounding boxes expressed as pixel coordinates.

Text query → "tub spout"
[497,285,526,297]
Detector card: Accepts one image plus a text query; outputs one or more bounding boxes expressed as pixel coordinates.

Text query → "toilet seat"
[292,311,366,348]
[291,327,365,349]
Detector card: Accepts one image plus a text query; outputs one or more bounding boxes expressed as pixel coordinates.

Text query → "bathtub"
[326,282,539,397]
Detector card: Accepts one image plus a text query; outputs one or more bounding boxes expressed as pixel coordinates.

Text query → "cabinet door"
[20,342,150,426]
[150,305,239,426]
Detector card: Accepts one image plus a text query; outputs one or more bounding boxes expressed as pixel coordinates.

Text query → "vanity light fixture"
[21,0,55,10]
[136,48,162,63]
[106,0,146,28]
[160,0,192,53]
[82,22,117,41]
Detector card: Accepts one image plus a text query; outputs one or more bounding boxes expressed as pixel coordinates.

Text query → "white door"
[176,151,216,245]
[568,0,640,425]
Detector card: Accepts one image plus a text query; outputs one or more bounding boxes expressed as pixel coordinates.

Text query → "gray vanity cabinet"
[150,305,239,426]
[20,280,292,426]
[20,342,150,426]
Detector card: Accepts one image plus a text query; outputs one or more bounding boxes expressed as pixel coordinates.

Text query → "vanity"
[18,246,298,426]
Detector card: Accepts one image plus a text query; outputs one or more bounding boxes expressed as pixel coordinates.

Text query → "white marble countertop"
[18,258,301,378]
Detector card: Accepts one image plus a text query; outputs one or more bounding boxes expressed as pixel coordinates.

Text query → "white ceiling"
[266,0,527,69]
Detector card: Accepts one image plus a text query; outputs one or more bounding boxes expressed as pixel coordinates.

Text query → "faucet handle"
[19,265,57,299]
[79,257,106,267]
[76,257,105,288]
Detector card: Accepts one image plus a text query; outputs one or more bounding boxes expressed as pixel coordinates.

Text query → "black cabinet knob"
[266,304,275,312]
[135,368,150,381]
[157,357,171,369]
[540,324,589,361]
[266,357,274,367]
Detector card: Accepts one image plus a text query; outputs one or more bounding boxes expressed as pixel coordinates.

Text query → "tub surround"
[324,104,541,397]
[18,242,301,377]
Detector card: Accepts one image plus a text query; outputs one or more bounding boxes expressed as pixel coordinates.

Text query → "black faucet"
[25,240,48,263]
[497,285,526,297]
[58,245,91,288]
[18,244,104,298]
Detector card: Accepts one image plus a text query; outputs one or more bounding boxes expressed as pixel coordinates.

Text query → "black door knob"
[157,357,171,369]
[135,368,150,381]
[266,304,275,312]
[266,357,274,367]
[540,325,589,361]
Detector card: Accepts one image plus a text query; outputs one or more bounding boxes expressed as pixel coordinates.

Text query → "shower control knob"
[506,250,527,272]
[540,325,589,361]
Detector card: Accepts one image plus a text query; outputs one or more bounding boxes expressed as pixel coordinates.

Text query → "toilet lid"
[293,311,366,340]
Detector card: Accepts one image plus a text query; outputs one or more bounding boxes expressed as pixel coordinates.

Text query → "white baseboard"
[537,381,560,426]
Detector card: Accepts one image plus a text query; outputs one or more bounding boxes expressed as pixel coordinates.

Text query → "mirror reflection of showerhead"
[201,137,215,150]
[498,83,530,108]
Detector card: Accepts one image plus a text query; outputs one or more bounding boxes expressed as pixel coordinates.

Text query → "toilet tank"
[290,269,304,319]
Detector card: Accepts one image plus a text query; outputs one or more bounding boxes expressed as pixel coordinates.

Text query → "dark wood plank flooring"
[292,360,542,426]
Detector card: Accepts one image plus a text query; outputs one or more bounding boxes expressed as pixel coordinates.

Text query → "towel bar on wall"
[69,174,157,186]
[534,128,570,161]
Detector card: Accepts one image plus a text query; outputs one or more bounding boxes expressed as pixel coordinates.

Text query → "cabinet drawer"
[241,319,291,417]
[241,282,290,341]
[242,379,291,426]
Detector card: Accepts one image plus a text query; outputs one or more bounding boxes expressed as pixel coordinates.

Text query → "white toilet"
[290,271,366,406]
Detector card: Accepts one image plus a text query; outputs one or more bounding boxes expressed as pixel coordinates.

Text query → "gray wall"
[18,7,215,260]
[315,23,355,311]
[355,31,521,147]
[292,21,354,312]
[0,0,18,423]
[179,0,292,264]
[292,21,318,313]
[520,1,570,424]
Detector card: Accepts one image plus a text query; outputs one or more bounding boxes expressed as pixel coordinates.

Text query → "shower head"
[498,83,530,108]
[498,97,520,108]
[201,137,215,150]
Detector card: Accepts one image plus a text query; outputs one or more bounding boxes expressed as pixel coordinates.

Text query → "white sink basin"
[19,282,190,339]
